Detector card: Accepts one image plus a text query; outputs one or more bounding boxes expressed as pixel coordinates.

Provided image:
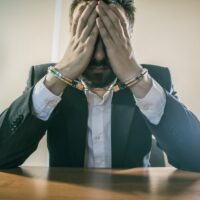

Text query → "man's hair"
[70,0,135,31]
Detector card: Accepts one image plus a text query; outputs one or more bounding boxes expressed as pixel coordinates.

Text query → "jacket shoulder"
[141,64,172,92]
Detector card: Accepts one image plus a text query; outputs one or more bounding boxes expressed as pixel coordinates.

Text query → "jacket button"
[11,127,15,133]
[19,115,24,120]
[11,120,19,126]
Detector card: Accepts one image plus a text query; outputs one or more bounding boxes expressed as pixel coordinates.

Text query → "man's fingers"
[71,2,86,36]
[85,24,99,52]
[76,1,97,38]
[100,2,126,40]
[110,4,130,38]
[80,9,97,42]
[96,4,119,44]
[96,17,114,51]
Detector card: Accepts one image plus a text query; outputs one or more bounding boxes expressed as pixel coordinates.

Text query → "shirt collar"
[85,90,113,106]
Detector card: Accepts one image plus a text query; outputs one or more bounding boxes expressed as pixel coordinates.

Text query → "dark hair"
[70,0,135,31]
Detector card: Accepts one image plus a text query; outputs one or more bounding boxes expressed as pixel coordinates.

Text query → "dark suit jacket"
[0,63,200,171]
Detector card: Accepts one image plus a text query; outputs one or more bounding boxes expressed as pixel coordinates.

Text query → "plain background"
[0,0,200,166]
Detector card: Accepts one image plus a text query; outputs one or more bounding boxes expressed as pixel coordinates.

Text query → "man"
[0,0,200,171]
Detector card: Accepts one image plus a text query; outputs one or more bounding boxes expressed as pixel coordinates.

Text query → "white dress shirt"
[84,90,113,168]
[32,77,166,168]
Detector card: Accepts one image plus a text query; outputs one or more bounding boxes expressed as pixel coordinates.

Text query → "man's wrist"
[119,63,143,83]
[32,77,62,121]
[44,73,67,96]
[129,74,153,98]
[117,62,153,98]
[133,79,166,125]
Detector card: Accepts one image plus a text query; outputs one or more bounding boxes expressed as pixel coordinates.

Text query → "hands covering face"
[56,0,141,83]
[55,1,99,80]
[96,0,142,82]
[45,1,150,95]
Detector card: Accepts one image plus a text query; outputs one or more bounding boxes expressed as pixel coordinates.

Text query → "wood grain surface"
[0,167,200,200]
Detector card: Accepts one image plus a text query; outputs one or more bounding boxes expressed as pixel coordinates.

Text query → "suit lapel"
[111,89,137,168]
[60,87,137,168]
[62,87,88,167]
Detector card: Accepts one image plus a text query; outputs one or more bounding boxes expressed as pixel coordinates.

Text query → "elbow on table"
[169,157,200,173]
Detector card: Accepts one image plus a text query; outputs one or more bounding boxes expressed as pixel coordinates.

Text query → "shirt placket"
[92,101,105,168]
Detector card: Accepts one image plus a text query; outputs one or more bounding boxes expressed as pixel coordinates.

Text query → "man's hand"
[45,1,98,95]
[96,1,152,98]
[96,1,140,81]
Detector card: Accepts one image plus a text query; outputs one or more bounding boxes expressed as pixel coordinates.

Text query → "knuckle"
[77,45,84,53]
[78,40,84,46]
[72,41,78,50]
[80,17,86,24]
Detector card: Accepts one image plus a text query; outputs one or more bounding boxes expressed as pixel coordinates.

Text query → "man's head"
[70,0,135,88]
[70,0,135,32]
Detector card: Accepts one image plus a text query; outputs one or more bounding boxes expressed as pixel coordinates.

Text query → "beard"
[81,58,116,88]
[81,36,117,88]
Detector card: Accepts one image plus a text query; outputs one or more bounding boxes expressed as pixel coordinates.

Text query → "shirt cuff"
[134,79,166,125]
[32,77,62,121]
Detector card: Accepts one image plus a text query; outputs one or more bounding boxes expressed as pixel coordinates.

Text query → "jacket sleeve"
[146,69,200,172]
[0,66,47,169]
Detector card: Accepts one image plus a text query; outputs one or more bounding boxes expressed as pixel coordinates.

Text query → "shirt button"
[98,107,104,111]
[94,106,103,112]
[143,104,150,110]
[95,135,101,140]
[19,114,24,120]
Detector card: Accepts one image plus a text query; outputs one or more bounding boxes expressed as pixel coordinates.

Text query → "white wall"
[0,0,55,166]
[0,0,200,166]
[134,0,200,115]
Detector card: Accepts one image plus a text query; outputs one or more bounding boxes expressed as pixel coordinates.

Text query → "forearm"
[32,77,62,121]
[44,73,67,96]
[146,92,200,172]
[126,65,200,171]
[129,73,153,98]
[119,62,153,99]
[0,115,46,169]
[0,87,47,168]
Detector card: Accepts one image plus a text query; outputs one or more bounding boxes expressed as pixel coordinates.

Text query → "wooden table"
[0,167,200,200]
